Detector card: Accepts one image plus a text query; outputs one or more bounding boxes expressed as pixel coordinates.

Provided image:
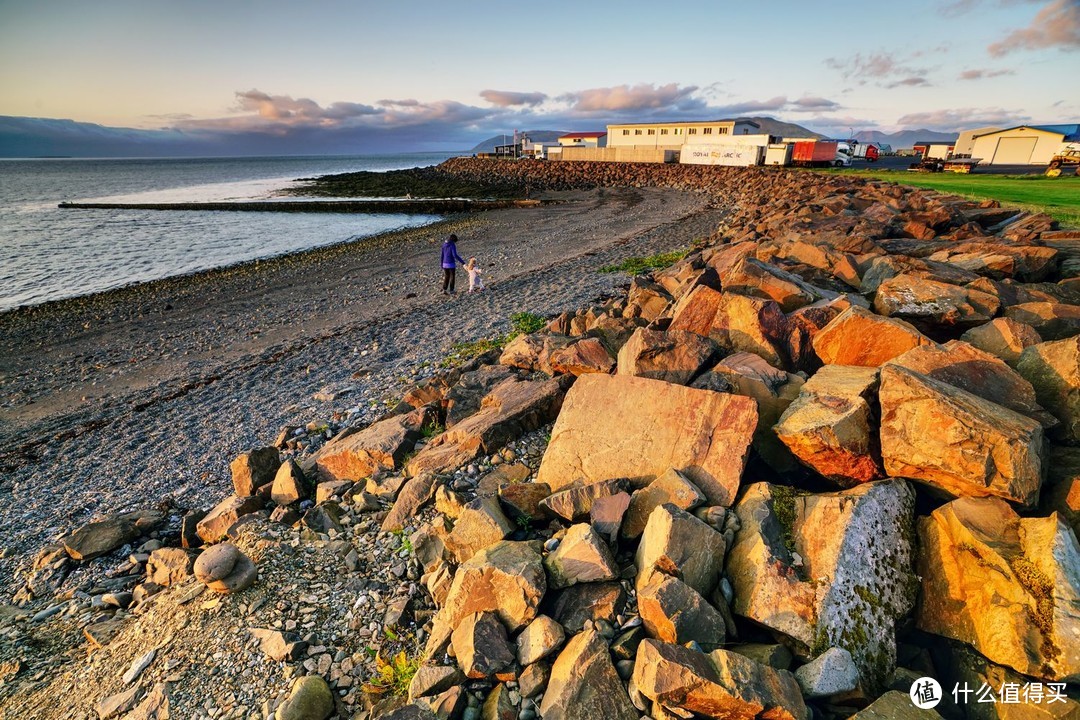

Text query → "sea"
[0,153,459,313]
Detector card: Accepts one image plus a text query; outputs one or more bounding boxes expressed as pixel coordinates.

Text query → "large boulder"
[616,327,720,386]
[1017,336,1080,444]
[428,541,546,654]
[669,286,789,369]
[886,340,1056,428]
[873,273,998,328]
[423,377,568,461]
[726,481,917,690]
[543,524,618,589]
[536,374,757,507]
[813,306,933,367]
[1005,302,1080,341]
[312,407,430,482]
[722,257,837,312]
[627,276,674,321]
[230,447,282,497]
[445,496,515,564]
[451,611,515,679]
[638,574,727,650]
[622,468,706,540]
[539,479,627,523]
[547,338,615,376]
[960,316,1043,367]
[445,365,517,427]
[774,365,882,486]
[636,503,726,596]
[928,241,1059,282]
[917,497,1080,682]
[63,514,144,561]
[539,628,637,720]
[633,640,808,720]
[697,352,805,473]
[196,495,264,544]
[878,364,1044,505]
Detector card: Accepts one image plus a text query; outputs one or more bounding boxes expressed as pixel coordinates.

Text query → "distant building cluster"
[480,119,1078,171]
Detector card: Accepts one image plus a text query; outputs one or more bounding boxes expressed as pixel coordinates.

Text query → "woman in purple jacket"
[441,234,467,294]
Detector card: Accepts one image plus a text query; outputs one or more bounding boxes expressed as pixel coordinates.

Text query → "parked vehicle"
[792,140,850,168]
[851,142,880,161]
[1046,142,1080,176]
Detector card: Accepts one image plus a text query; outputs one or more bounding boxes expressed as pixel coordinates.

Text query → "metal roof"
[972,124,1080,139]
[606,119,760,128]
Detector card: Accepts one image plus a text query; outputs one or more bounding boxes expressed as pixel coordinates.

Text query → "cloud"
[561,83,702,113]
[939,0,1042,16]
[989,0,1080,55]
[480,90,547,107]
[886,76,932,88]
[232,90,380,125]
[958,68,1016,79]
[790,96,842,111]
[895,106,1031,129]
[825,52,932,87]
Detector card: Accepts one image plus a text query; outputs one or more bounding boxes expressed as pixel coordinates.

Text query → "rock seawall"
[5,160,1080,719]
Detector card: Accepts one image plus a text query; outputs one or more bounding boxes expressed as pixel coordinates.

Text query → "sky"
[0,0,1077,154]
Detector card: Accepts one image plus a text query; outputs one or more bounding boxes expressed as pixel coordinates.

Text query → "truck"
[792,140,851,168]
[851,142,880,162]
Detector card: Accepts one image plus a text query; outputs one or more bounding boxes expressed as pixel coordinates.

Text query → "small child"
[465,257,485,293]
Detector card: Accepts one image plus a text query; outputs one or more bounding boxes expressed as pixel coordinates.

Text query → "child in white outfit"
[465,257,485,293]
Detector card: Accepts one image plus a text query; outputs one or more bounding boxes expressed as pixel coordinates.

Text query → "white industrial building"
[953,126,1000,157]
[969,124,1079,165]
[558,131,607,148]
[606,119,761,149]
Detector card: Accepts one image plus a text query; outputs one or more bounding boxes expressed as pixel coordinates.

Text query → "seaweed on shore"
[289,166,528,200]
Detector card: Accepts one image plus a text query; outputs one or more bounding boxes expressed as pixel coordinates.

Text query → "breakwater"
[57,198,543,213]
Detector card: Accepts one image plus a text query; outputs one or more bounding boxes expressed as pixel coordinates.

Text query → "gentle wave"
[0,153,457,311]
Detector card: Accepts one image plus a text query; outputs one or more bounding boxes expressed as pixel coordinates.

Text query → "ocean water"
[0,153,458,312]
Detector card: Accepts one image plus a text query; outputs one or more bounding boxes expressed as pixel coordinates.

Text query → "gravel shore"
[0,187,722,591]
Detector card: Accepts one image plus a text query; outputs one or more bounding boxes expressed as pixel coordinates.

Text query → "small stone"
[794,647,860,697]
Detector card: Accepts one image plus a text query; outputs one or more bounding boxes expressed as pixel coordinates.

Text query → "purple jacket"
[441,240,465,269]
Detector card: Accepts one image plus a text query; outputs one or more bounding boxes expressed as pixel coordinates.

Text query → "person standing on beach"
[441,234,466,294]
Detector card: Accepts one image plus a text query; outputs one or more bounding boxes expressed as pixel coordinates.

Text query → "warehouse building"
[969,124,1080,165]
[606,119,760,149]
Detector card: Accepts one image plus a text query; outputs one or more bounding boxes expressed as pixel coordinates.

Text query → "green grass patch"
[818,169,1080,228]
[600,249,688,274]
[362,649,421,697]
[439,311,549,368]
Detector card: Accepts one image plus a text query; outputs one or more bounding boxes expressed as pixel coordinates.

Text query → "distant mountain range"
[1,113,957,158]
[854,129,959,149]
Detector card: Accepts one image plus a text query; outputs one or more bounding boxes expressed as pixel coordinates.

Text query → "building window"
[647,129,655,135]
[622,129,630,135]
[675,128,682,135]
[688,128,697,135]
[660,128,668,135]
[634,129,642,135]
[719,127,728,134]
[703,127,713,135]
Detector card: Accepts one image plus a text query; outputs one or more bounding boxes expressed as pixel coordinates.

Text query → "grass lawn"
[818,169,1080,229]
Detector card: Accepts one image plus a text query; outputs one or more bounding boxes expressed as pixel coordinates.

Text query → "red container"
[793,141,838,163]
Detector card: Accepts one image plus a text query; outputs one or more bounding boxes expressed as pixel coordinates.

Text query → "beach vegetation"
[600,249,688,274]
[362,649,420,697]
[439,310,548,367]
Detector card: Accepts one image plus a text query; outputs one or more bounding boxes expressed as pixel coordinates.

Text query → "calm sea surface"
[0,153,458,312]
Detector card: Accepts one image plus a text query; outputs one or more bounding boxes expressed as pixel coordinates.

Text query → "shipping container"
[765,144,792,166]
[792,140,839,165]
[680,144,763,166]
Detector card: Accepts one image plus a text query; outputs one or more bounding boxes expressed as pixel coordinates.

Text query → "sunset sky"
[0,0,1077,153]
